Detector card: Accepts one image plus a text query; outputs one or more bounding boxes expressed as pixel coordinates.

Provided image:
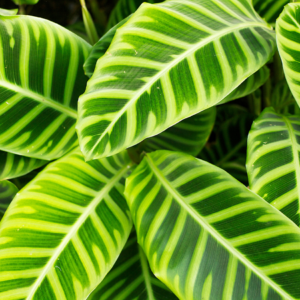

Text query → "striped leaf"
[88,231,178,300]
[247,107,300,226]
[0,180,18,220]
[106,0,159,31]
[253,0,289,24]
[277,3,300,109]
[0,14,91,160]
[198,112,254,185]
[0,151,46,180]
[125,150,300,300]
[140,107,216,156]
[0,150,132,300]
[77,0,276,160]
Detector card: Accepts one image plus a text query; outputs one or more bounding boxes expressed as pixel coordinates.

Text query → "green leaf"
[277,3,300,109]
[0,150,132,299]
[247,107,300,226]
[106,0,160,31]
[0,9,18,16]
[253,0,289,23]
[77,0,276,160]
[0,151,46,180]
[88,231,178,300]
[140,107,216,156]
[0,14,91,160]
[0,180,18,220]
[11,0,39,4]
[199,112,254,185]
[125,150,300,300]
[84,16,131,78]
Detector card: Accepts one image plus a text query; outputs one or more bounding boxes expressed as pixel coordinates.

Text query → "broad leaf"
[77,0,276,160]
[247,108,300,226]
[199,112,254,185]
[0,14,91,160]
[125,151,300,299]
[0,150,132,300]
[253,0,289,24]
[0,180,18,220]
[0,151,46,180]
[88,231,178,300]
[141,107,216,156]
[277,3,300,109]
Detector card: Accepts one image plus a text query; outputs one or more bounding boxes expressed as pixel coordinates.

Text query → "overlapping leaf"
[125,150,300,300]
[77,0,275,160]
[0,180,18,220]
[0,150,132,300]
[277,3,300,108]
[0,14,91,160]
[88,231,178,300]
[247,108,300,226]
[253,0,289,23]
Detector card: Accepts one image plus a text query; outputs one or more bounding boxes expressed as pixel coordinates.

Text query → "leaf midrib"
[0,80,77,119]
[26,163,129,300]
[144,154,293,300]
[89,20,273,157]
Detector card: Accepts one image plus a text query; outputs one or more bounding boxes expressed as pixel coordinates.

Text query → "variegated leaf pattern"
[0,150,132,300]
[88,231,178,300]
[0,180,18,220]
[84,16,131,78]
[77,0,276,160]
[0,14,91,160]
[247,108,300,226]
[125,150,300,300]
[253,0,289,23]
[141,107,216,156]
[106,0,159,30]
[199,113,254,185]
[0,151,46,180]
[277,3,300,109]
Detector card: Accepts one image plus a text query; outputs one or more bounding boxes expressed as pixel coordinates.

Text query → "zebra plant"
[2,0,300,299]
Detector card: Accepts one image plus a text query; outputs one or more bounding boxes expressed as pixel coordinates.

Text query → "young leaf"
[277,3,300,108]
[253,0,289,23]
[125,150,300,300]
[77,0,276,160]
[0,151,46,180]
[0,180,18,220]
[88,231,178,300]
[0,14,91,160]
[199,112,254,185]
[0,150,132,299]
[140,107,216,156]
[247,108,300,226]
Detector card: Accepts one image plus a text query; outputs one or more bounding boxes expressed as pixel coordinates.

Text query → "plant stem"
[18,4,26,15]
[87,0,106,27]
[79,0,99,45]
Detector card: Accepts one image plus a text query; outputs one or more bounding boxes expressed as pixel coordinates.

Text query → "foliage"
[1,0,300,299]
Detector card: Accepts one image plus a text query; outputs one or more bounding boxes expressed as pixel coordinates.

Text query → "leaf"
[0,14,91,160]
[253,0,289,23]
[247,107,300,227]
[106,0,160,31]
[198,112,254,185]
[0,150,132,300]
[11,0,39,4]
[0,180,18,220]
[84,16,131,78]
[0,151,46,180]
[140,107,216,156]
[88,231,178,300]
[77,0,276,160]
[125,150,300,300]
[277,3,300,109]
[0,9,18,16]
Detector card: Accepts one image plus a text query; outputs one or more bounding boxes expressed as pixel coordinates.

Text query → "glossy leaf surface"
[247,108,300,226]
[277,3,300,109]
[125,150,300,300]
[0,180,18,220]
[0,150,132,300]
[88,231,178,300]
[0,14,91,160]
